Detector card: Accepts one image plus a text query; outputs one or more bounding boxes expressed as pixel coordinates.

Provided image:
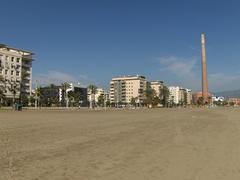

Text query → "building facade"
[95,88,104,102]
[110,75,147,104]
[150,81,164,98]
[228,98,240,106]
[186,89,193,105]
[168,86,180,105]
[168,86,192,105]
[60,83,88,107]
[0,44,33,104]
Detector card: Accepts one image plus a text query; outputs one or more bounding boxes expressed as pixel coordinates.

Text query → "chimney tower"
[201,33,209,104]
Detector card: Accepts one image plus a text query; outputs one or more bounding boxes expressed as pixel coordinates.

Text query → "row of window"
[1,69,20,76]
[0,54,21,63]
[0,60,21,69]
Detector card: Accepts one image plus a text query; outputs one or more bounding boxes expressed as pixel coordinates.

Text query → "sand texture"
[1,108,240,180]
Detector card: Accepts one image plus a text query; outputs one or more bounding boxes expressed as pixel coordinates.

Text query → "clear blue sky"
[1,0,240,92]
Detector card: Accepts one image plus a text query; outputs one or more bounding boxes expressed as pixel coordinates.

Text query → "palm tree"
[144,85,156,108]
[48,84,59,106]
[152,96,160,108]
[67,91,81,107]
[130,97,137,107]
[88,84,97,109]
[7,79,20,108]
[19,69,28,104]
[61,82,71,107]
[35,87,41,108]
[0,75,5,107]
[161,85,170,107]
[97,94,105,107]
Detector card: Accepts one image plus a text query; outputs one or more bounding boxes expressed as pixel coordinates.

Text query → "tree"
[61,82,71,107]
[152,96,160,107]
[161,85,169,107]
[130,97,136,107]
[0,75,5,107]
[48,84,59,106]
[67,91,75,107]
[19,69,28,105]
[144,85,156,108]
[7,79,20,108]
[88,84,97,109]
[97,94,105,107]
[67,91,81,107]
[197,97,204,106]
[106,100,111,107]
[35,87,41,108]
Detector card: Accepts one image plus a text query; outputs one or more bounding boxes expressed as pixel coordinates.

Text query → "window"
[16,58,20,63]
[16,71,20,76]
[11,57,14,62]
[5,70,8,75]
[11,71,14,75]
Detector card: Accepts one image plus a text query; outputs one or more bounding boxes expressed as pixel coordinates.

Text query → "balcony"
[22,55,33,61]
[22,62,32,68]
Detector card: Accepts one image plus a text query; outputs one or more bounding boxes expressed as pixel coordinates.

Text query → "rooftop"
[0,43,34,55]
[112,75,146,81]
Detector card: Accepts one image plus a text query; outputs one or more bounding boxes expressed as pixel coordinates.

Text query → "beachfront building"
[178,88,186,105]
[178,88,192,105]
[104,91,110,103]
[150,81,164,98]
[186,89,193,105]
[0,44,34,105]
[95,88,105,103]
[110,75,147,105]
[168,86,192,106]
[60,83,88,107]
[168,86,180,105]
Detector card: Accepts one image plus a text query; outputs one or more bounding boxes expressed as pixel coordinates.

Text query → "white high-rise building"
[110,75,147,104]
[0,44,34,102]
[169,86,192,105]
[168,86,180,105]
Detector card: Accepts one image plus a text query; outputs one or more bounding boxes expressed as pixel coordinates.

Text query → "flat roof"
[0,43,34,55]
[112,75,146,80]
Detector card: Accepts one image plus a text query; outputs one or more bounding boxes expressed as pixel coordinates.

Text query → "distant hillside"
[214,89,240,98]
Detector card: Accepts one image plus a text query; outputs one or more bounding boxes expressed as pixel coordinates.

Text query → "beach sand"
[1,108,240,180]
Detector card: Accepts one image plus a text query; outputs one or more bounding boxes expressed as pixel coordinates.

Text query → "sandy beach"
[1,108,240,180]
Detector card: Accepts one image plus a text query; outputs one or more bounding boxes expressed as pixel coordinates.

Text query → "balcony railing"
[22,55,33,60]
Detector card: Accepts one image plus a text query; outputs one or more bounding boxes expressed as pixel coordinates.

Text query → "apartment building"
[169,86,192,105]
[104,91,110,103]
[168,86,180,104]
[178,88,186,105]
[150,81,164,98]
[95,88,104,103]
[186,89,193,105]
[0,44,33,102]
[110,75,147,104]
